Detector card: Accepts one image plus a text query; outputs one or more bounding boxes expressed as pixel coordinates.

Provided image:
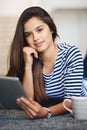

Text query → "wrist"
[25,66,32,70]
[44,107,52,118]
[24,61,32,69]
[24,64,32,70]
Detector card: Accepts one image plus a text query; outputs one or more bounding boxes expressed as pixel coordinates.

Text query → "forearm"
[22,67,34,99]
[22,47,38,99]
[48,101,72,116]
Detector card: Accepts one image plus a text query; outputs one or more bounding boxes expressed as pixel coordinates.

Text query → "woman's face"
[24,17,53,52]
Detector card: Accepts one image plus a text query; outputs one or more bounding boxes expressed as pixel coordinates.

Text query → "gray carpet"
[0,110,87,130]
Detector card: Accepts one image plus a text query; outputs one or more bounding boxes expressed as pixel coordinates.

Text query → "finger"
[25,112,33,119]
[24,105,36,118]
[23,47,38,58]
[17,98,37,117]
[22,97,39,113]
[19,97,36,110]
[21,103,33,118]
[17,97,31,110]
[33,50,38,58]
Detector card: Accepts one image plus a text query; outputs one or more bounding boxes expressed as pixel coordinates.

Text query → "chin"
[36,47,45,53]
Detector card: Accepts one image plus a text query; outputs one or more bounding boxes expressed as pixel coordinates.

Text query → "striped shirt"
[43,43,85,100]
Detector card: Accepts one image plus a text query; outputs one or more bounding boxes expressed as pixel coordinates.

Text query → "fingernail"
[17,98,20,102]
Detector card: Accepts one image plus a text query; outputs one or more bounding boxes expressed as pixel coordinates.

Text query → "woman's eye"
[37,28,43,32]
[25,33,31,38]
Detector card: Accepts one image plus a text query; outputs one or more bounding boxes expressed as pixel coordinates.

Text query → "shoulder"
[58,42,83,58]
[57,42,83,68]
[58,42,79,51]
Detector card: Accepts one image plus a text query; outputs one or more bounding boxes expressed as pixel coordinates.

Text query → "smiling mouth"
[35,42,43,47]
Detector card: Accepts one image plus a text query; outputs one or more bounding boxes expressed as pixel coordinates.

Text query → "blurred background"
[0,0,87,75]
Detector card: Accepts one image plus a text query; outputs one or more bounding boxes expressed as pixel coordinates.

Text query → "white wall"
[51,9,87,57]
[0,0,32,16]
[39,0,87,12]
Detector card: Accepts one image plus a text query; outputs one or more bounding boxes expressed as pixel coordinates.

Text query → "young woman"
[7,6,85,118]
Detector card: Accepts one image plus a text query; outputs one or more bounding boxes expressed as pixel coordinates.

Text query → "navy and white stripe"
[43,43,85,100]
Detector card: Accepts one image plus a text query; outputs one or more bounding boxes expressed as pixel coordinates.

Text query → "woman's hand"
[23,47,38,67]
[16,97,48,118]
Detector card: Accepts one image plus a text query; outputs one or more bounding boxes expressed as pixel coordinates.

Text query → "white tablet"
[0,76,27,110]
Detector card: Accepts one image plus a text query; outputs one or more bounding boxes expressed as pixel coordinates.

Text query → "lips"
[35,42,43,47]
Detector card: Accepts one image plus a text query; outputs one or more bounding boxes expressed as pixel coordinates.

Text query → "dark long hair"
[7,6,58,104]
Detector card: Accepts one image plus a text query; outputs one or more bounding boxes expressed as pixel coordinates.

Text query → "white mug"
[63,96,87,120]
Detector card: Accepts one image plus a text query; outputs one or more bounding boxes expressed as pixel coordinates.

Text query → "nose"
[33,32,39,41]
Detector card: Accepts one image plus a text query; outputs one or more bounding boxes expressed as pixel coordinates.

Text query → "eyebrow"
[36,25,43,29]
[24,25,44,33]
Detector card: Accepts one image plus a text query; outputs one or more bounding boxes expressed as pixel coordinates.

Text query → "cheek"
[26,38,32,46]
[44,31,53,41]
[26,38,35,49]
[43,29,52,38]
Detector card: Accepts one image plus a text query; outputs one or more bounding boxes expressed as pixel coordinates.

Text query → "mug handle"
[63,99,73,114]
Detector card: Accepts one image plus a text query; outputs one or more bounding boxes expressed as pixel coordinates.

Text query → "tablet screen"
[0,76,27,110]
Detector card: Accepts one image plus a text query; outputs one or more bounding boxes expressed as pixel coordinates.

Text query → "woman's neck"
[41,43,58,69]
